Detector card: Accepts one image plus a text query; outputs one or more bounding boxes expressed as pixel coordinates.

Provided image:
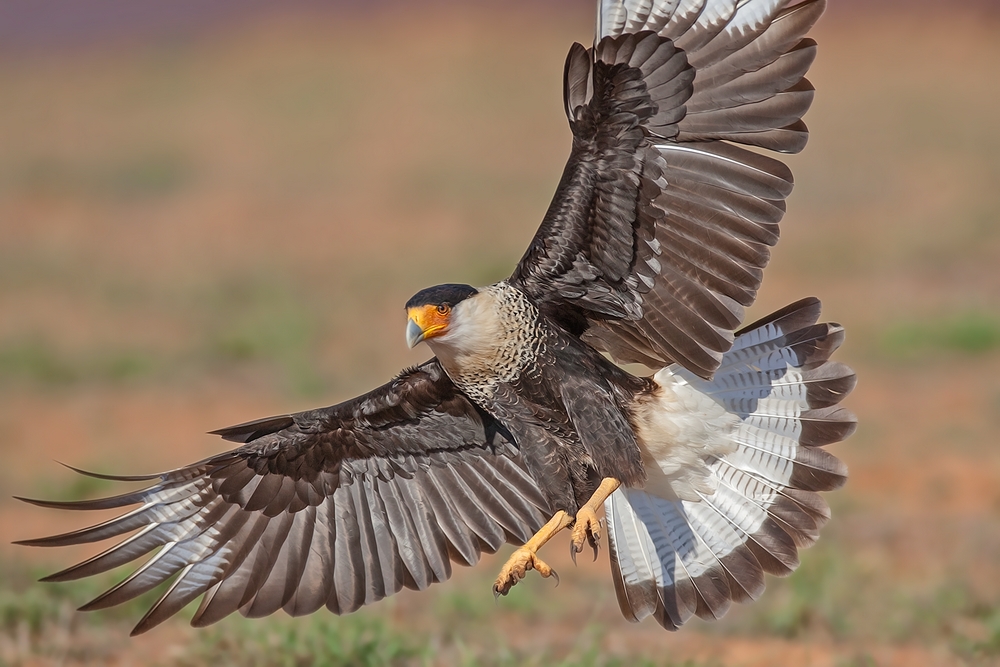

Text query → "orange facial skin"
[406,304,451,347]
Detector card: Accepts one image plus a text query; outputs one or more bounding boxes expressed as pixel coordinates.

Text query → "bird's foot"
[493,546,558,597]
[491,509,571,597]
[570,505,601,564]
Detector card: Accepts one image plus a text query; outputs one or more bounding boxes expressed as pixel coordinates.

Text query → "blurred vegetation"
[0,275,331,397]
[879,312,1000,360]
[0,552,713,667]
[198,278,328,397]
[26,466,119,504]
[0,337,163,386]
[181,614,426,667]
[8,153,194,201]
[179,612,699,667]
[718,537,1000,655]
[0,559,182,665]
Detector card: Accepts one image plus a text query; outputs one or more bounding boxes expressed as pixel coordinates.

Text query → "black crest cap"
[405,284,478,310]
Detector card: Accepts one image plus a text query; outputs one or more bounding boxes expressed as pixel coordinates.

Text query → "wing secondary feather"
[17,360,551,635]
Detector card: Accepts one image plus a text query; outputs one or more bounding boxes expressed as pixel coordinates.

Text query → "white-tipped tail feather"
[609,297,855,629]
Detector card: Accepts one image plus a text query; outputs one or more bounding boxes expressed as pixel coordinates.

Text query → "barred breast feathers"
[425,282,543,403]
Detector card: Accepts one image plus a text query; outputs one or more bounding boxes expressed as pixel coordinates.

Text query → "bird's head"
[405,283,479,348]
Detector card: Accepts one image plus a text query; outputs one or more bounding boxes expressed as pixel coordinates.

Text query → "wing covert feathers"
[514,0,825,378]
[606,298,854,629]
[17,360,550,635]
[19,0,841,637]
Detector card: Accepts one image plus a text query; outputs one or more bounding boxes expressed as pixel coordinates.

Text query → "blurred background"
[1,1,999,665]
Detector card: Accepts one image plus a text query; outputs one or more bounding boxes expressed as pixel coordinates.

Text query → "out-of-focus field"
[2,2,999,666]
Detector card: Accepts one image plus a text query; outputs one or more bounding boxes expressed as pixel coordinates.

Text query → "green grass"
[734,544,854,640]
[836,655,878,667]
[5,512,991,666]
[0,578,425,667]
[430,633,706,667]
[954,605,1000,662]
[1,562,176,627]
[28,466,119,504]
[0,338,163,387]
[431,555,568,629]
[180,611,714,667]
[879,311,1000,360]
[458,646,708,667]
[0,556,181,667]
[712,531,1000,662]
[196,276,329,397]
[181,613,426,667]
[0,338,79,385]
[0,274,331,397]
[9,152,194,201]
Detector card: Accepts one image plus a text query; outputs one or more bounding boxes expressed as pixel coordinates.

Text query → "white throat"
[425,282,541,401]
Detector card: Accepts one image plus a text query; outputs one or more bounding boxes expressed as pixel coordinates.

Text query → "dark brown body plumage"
[485,308,650,512]
[16,0,857,638]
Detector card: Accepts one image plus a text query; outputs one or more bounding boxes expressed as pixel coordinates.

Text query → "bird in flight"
[18,0,855,635]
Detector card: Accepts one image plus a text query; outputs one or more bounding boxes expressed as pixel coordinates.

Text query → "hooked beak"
[405,305,449,348]
[406,317,425,349]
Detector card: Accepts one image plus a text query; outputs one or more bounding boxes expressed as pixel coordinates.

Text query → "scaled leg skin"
[570,477,620,563]
[492,477,622,595]
[493,510,572,596]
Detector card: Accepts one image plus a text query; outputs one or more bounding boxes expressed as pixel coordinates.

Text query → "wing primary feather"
[420,467,480,566]
[375,475,428,592]
[395,475,452,585]
[236,512,297,616]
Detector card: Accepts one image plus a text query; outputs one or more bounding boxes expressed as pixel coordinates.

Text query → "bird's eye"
[436,304,450,315]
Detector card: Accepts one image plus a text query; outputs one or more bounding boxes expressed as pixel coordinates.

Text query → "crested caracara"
[18,0,855,635]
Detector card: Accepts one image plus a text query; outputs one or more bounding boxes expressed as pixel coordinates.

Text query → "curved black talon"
[588,524,601,562]
[570,521,601,564]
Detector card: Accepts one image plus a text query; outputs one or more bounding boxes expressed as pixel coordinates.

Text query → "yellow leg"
[493,510,572,597]
[493,477,623,595]
[570,477,621,563]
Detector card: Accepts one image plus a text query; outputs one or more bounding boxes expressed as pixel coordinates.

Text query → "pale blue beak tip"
[406,319,425,349]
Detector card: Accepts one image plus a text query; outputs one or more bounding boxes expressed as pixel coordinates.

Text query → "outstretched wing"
[511,0,824,378]
[16,360,551,635]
